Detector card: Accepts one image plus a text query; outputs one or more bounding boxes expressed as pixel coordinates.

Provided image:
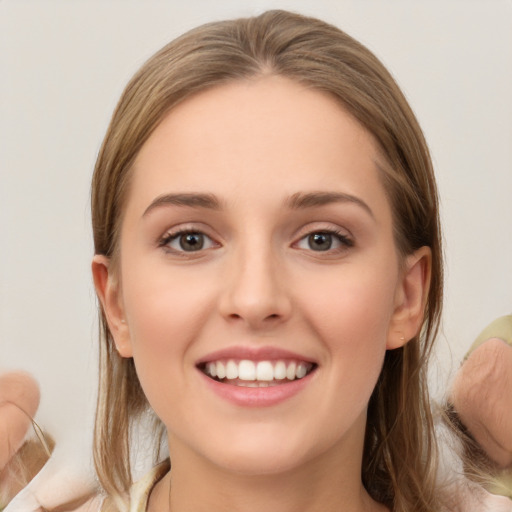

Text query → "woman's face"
[94,76,428,476]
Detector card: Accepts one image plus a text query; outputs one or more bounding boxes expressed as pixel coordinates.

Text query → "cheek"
[122,266,211,350]
[296,262,398,397]
[119,267,217,415]
[120,278,205,423]
[298,263,398,347]
[320,289,389,392]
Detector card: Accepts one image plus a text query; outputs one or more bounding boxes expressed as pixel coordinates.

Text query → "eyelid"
[293,222,353,241]
[292,224,354,253]
[158,224,221,255]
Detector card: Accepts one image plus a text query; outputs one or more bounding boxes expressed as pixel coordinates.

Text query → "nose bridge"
[220,233,291,327]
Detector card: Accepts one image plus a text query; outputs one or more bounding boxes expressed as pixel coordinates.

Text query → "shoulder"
[450,484,512,512]
[469,491,512,512]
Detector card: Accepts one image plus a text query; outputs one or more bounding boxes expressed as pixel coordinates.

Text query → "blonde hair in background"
[91,10,443,511]
[0,415,54,509]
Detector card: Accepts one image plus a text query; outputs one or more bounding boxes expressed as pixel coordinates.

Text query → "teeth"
[239,360,256,381]
[286,362,296,380]
[226,360,238,380]
[237,381,281,388]
[296,363,307,379]
[216,361,226,379]
[256,361,274,381]
[274,361,287,380]
[207,362,216,377]
[203,359,313,383]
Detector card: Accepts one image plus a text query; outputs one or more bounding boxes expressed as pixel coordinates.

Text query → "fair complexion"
[93,76,430,512]
[451,338,512,467]
[0,371,40,471]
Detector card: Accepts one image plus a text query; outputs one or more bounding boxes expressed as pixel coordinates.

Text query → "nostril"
[219,283,292,327]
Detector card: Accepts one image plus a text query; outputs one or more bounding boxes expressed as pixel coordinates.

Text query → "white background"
[1,0,511,469]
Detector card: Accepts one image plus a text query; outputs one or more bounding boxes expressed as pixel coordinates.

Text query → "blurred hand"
[451,338,512,468]
[0,371,40,471]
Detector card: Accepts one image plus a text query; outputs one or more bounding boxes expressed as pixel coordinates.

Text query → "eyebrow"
[143,193,221,217]
[142,190,374,219]
[286,191,374,219]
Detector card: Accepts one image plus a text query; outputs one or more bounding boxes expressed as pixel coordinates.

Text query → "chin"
[213,447,310,477]
[195,425,330,477]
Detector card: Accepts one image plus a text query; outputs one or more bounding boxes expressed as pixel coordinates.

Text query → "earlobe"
[91,255,133,358]
[387,246,432,350]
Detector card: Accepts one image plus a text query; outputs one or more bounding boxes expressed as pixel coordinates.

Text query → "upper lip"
[195,346,317,366]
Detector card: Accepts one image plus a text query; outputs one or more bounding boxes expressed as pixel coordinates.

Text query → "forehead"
[127,75,389,218]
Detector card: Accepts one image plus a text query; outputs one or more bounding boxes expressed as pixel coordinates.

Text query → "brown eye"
[178,233,204,251]
[307,233,333,251]
[295,230,353,253]
[162,231,216,252]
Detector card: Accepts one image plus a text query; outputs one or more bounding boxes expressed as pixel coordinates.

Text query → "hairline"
[103,72,412,271]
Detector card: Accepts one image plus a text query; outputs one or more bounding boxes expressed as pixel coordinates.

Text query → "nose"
[218,245,292,330]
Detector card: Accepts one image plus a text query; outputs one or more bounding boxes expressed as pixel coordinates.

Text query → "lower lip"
[198,369,315,407]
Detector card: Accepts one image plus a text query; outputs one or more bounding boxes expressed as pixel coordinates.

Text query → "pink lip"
[195,345,316,365]
[197,368,316,407]
[195,345,317,408]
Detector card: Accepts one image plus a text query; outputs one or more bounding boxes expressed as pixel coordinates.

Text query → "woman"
[90,9,459,512]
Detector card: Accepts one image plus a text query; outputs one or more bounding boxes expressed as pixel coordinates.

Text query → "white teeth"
[286,362,297,380]
[274,361,287,380]
[207,362,216,377]
[204,359,313,383]
[216,361,226,379]
[239,360,256,381]
[256,361,274,381]
[226,360,238,380]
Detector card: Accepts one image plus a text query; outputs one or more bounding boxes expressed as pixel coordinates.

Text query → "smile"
[200,359,316,387]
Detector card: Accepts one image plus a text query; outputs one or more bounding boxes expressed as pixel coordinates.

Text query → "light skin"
[93,76,430,512]
[0,371,40,471]
[451,337,512,468]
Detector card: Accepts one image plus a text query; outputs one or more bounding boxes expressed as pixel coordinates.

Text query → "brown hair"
[91,10,443,510]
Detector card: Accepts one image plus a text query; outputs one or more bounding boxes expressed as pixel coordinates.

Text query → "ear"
[386,246,432,350]
[92,255,133,358]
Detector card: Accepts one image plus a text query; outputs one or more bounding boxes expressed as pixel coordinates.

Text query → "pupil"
[309,232,332,251]
[180,233,204,251]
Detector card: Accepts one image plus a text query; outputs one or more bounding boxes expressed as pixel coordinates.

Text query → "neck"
[148,426,388,512]
[168,461,383,512]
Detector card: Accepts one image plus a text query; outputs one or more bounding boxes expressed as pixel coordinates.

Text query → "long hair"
[91,10,443,510]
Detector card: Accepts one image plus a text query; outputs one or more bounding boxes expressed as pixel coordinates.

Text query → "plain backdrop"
[1,0,512,472]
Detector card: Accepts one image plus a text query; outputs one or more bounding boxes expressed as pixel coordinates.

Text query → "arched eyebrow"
[142,191,374,219]
[143,193,221,217]
[285,191,374,219]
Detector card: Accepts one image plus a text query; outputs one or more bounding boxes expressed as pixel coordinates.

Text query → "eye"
[296,231,353,252]
[161,231,217,253]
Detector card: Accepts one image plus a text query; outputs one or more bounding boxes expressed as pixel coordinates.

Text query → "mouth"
[198,359,317,387]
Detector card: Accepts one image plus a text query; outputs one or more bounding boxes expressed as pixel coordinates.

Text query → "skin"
[0,371,40,471]
[93,76,430,512]
[0,372,100,510]
[451,337,512,468]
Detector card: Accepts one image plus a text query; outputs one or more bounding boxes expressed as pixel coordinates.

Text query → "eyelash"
[158,229,218,255]
[294,229,354,253]
[158,227,354,255]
